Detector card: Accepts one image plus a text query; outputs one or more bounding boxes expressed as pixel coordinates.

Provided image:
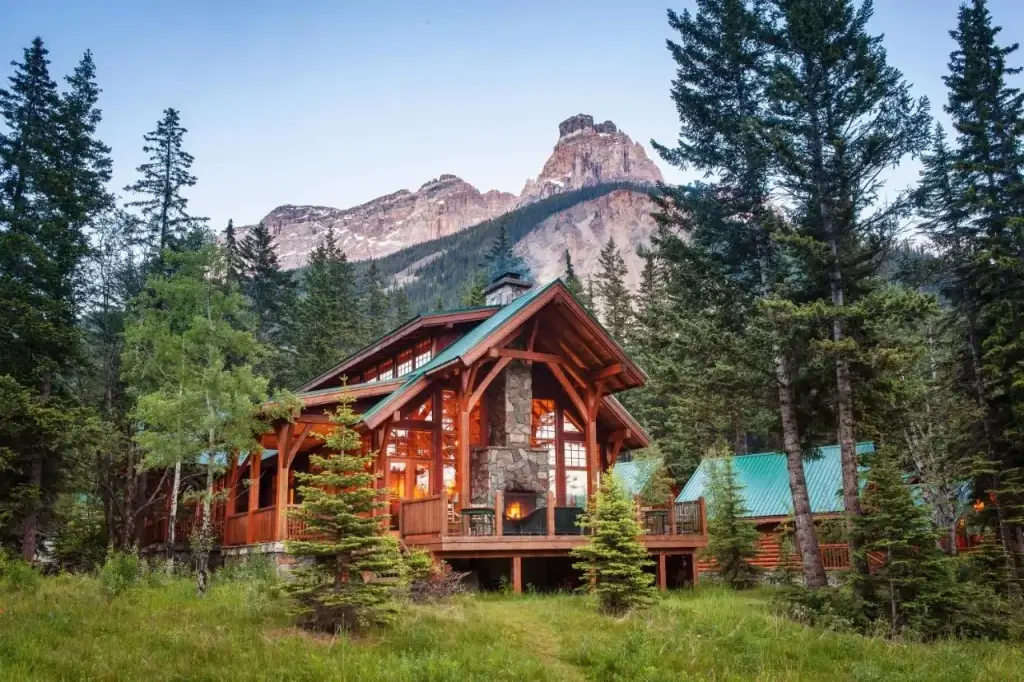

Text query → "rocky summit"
[236,114,664,273]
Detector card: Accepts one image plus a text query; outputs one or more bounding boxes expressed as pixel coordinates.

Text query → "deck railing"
[820,543,850,570]
[639,497,707,536]
[399,492,448,537]
[250,507,276,543]
[224,513,248,546]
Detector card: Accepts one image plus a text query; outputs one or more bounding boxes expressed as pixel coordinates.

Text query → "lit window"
[532,399,556,443]
[397,350,413,376]
[414,465,430,498]
[364,368,377,384]
[565,470,589,508]
[406,397,432,422]
[564,441,586,468]
[563,412,582,433]
[378,360,394,381]
[414,340,432,368]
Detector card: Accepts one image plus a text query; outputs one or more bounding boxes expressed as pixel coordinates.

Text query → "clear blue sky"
[3,0,1022,229]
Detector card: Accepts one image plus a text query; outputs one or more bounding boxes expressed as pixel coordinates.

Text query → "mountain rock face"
[237,114,665,270]
[253,175,516,270]
[515,189,658,292]
[518,114,664,205]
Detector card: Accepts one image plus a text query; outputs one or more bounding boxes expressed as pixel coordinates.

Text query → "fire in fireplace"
[504,491,537,520]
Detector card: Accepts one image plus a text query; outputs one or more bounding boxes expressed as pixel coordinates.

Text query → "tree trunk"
[20,452,44,563]
[196,456,215,596]
[774,348,828,588]
[166,460,181,570]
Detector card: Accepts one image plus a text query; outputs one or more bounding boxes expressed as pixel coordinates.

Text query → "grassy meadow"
[0,577,1022,682]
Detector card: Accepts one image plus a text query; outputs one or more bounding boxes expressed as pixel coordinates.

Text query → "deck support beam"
[275,424,292,541]
[246,450,260,545]
[512,555,522,594]
[658,553,667,591]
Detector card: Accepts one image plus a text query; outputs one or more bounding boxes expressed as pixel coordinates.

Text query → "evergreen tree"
[655,1,829,586]
[703,444,760,588]
[571,474,655,615]
[124,108,206,256]
[360,260,390,343]
[390,286,412,328]
[223,219,243,285]
[238,221,296,387]
[562,249,583,298]
[460,270,488,308]
[766,0,931,575]
[292,230,361,385]
[285,394,404,632]
[594,237,632,341]
[484,223,528,279]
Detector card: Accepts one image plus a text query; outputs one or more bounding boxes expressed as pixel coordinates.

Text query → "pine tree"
[703,444,760,588]
[656,0,829,585]
[390,286,412,328]
[484,223,528,279]
[360,260,389,344]
[767,0,931,577]
[223,219,243,285]
[460,270,488,307]
[285,393,404,632]
[124,108,207,256]
[562,249,583,298]
[594,237,632,341]
[238,221,296,387]
[571,474,655,615]
[292,230,361,384]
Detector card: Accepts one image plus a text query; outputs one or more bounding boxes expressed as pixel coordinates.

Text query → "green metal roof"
[294,378,404,400]
[360,280,559,425]
[613,459,662,496]
[677,442,876,517]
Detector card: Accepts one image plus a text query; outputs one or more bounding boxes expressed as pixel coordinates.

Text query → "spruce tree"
[223,219,243,285]
[656,0,829,585]
[360,260,390,343]
[292,230,360,385]
[390,286,412,328]
[766,0,931,574]
[703,444,760,588]
[562,249,583,298]
[460,270,488,307]
[484,223,527,278]
[238,221,296,387]
[594,237,632,341]
[124,108,207,256]
[285,394,404,632]
[571,474,655,615]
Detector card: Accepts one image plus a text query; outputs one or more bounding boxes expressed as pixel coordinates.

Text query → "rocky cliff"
[236,114,664,271]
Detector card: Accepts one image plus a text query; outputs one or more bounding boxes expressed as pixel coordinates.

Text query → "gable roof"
[677,442,876,518]
[297,305,500,392]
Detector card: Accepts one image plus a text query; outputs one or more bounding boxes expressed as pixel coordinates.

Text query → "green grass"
[1,577,1021,681]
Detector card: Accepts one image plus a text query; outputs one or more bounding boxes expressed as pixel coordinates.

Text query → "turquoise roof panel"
[677,442,876,517]
[613,459,661,496]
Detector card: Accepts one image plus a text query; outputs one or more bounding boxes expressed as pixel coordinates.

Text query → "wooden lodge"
[141,273,707,592]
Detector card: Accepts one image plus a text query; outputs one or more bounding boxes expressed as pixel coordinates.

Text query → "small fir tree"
[562,249,584,298]
[460,270,488,307]
[222,219,243,285]
[484,223,528,279]
[703,444,759,588]
[595,237,632,341]
[285,394,404,632]
[571,473,655,615]
[390,286,412,327]
[360,260,390,344]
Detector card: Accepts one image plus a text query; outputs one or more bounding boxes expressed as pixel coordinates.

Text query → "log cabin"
[140,272,707,592]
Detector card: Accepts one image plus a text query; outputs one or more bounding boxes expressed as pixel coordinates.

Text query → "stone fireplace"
[470,359,551,507]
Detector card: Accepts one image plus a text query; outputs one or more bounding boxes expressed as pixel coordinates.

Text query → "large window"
[531,399,588,506]
[440,390,481,499]
[414,340,432,368]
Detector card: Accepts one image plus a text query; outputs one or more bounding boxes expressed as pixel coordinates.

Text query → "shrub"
[775,584,868,633]
[405,550,468,603]
[217,555,282,617]
[0,549,41,594]
[98,548,141,599]
[50,494,107,573]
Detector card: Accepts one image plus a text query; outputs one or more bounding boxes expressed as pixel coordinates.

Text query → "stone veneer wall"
[471,446,551,505]
[485,360,532,447]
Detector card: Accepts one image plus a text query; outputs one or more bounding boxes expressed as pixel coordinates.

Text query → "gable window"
[378,359,394,381]
[414,340,432,368]
[397,350,413,377]
[363,367,377,384]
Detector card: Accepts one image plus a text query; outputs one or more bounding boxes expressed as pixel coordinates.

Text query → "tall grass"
[0,578,1020,681]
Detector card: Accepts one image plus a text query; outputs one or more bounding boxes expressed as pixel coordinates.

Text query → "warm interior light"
[973,500,985,512]
[506,502,523,520]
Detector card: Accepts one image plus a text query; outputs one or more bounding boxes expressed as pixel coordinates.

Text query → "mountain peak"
[557,114,619,140]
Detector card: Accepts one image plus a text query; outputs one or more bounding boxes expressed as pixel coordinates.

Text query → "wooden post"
[669,493,678,536]
[275,426,291,541]
[439,489,448,537]
[512,555,522,594]
[226,454,238,517]
[457,404,471,510]
[658,553,667,592]
[546,491,555,536]
[691,552,700,586]
[246,451,260,544]
[697,496,707,535]
[495,490,504,538]
[397,499,403,537]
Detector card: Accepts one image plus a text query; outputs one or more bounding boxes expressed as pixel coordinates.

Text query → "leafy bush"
[0,549,41,594]
[405,549,468,603]
[98,548,141,599]
[775,585,868,633]
[50,494,107,573]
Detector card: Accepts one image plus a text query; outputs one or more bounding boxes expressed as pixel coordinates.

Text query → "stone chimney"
[484,270,532,306]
